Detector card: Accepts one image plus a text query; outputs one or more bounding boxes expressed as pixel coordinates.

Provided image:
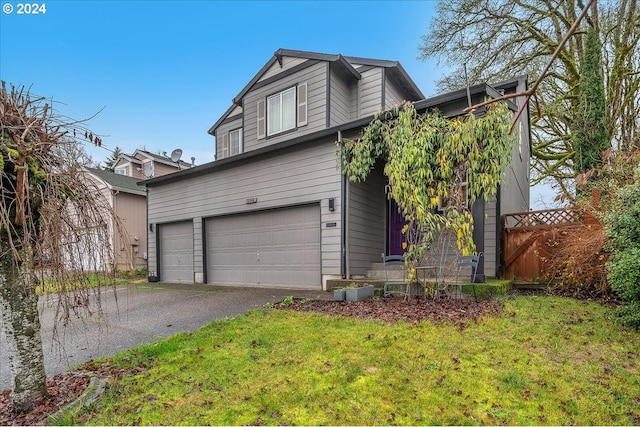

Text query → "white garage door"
[206,204,321,289]
[159,221,194,283]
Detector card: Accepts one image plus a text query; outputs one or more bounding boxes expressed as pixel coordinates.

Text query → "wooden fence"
[501,208,597,284]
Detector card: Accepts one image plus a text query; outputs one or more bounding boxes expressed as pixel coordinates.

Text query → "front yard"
[57,295,639,425]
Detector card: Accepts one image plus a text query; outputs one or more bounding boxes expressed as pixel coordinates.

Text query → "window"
[258,83,308,139]
[267,87,296,136]
[229,128,242,155]
[115,166,127,176]
[218,129,243,160]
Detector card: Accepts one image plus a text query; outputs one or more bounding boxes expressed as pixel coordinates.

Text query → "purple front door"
[388,199,407,256]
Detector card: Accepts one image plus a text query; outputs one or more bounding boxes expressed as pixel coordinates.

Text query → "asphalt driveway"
[0,282,329,391]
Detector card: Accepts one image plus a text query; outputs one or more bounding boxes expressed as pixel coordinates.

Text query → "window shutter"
[257,100,266,139]
[220,133,229,159]
[297,82,308,127]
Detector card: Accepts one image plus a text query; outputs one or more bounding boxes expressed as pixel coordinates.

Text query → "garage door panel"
[206,205,321,288]
[159,221,194,283]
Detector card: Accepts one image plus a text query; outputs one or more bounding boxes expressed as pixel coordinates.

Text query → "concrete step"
[366,269,405,280]
[369,262,404,271]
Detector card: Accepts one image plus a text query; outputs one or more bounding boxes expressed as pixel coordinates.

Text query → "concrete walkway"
[0,282,329,391]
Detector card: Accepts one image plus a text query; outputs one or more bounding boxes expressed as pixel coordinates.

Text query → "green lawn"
[61,295,640,426]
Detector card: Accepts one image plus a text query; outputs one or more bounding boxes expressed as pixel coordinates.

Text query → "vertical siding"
[147,137,343,281]
[347,167,386,276]
[329,66,353,126]
[358,68,383,117]
[243,62,328,153]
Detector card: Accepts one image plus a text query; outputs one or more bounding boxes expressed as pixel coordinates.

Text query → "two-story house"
[143,49,530,289]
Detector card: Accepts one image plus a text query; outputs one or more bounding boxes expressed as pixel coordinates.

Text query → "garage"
[206,204,321,288]
[159,221,194,283]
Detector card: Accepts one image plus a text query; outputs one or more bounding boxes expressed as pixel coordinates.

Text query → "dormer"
[209,49,423,161]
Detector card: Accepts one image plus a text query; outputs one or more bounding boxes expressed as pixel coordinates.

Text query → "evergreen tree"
[574,27,608,179]
[103,146,124,171]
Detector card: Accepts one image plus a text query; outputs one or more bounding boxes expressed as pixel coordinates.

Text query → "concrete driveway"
[0,282,329,391]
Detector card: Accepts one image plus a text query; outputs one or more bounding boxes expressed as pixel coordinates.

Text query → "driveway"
[0,282,329,391]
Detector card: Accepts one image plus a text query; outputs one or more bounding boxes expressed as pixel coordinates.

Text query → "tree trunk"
[0,253,47,412]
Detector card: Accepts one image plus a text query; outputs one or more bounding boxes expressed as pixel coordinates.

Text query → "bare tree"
[0,82,122,412]
[419,0,640,194]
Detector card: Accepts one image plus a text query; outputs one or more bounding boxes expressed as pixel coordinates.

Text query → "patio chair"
[451,253,482,302]
[381,252,411,303]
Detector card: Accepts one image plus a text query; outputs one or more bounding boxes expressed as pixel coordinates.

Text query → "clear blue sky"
[0,0,443,166]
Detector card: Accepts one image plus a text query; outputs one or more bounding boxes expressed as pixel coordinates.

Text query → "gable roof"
[147,77,527,188]
[131,149,194,169]
[208,48,425,135]
[86,167,146,196]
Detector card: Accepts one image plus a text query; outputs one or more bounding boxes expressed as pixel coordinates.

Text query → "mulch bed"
[277,294,504,325]
[1,295,502,425]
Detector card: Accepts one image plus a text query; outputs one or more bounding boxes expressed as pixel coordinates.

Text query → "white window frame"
[229,128,243,156]
[267,86,297,137]
[114,166,127,176]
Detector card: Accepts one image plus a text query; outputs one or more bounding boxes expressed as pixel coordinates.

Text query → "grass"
[61,295,640,426]
[36,269,148,294]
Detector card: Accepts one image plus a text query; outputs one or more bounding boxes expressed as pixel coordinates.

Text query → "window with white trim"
[258,83,308,139]
[115,166,127,176]
[229,128,242,155]
[267,86,296,136]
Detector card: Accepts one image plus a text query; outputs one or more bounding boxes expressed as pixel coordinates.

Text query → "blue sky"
[0,0,555,207]
[0,0,443,165]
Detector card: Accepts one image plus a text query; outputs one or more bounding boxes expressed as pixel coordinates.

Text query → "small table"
[414,265,439,300]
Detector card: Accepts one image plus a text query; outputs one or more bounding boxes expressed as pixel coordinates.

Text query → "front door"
[388,199,407,256]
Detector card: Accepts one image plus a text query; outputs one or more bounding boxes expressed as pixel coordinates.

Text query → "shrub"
[544,214,613,300]
[605,179,640,329]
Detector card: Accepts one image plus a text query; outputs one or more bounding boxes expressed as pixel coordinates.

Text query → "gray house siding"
[259,56,308,82]
[346,167,386,277]
[329,65,353,126]
[483,199,498,278]
[384,76,405,108]
[147,137,342,286]
[358,68,383,117]
[215,117,243,160]
[242,61,327,153]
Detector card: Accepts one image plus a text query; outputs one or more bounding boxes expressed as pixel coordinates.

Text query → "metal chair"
[381,253,411,303]
[453,253,482,302]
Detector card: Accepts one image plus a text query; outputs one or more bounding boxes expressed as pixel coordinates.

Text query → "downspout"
[339,131,348,279]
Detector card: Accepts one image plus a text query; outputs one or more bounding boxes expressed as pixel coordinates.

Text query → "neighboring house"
[85,167,148,271]
[82,150,195,271]
[113,149,194,179]
[143,48,531,289]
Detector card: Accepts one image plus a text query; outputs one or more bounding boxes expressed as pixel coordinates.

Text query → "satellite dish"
[170,149,183,163]
[143,164,153,178]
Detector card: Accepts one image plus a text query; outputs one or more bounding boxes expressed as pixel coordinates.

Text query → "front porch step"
[366,269,405,280]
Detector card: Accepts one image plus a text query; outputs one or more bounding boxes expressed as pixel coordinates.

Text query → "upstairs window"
[257,83,307,139]
[229,128,242,155]
[219,128,243,160]
[115,166,127,176]
[267,87,296,136]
